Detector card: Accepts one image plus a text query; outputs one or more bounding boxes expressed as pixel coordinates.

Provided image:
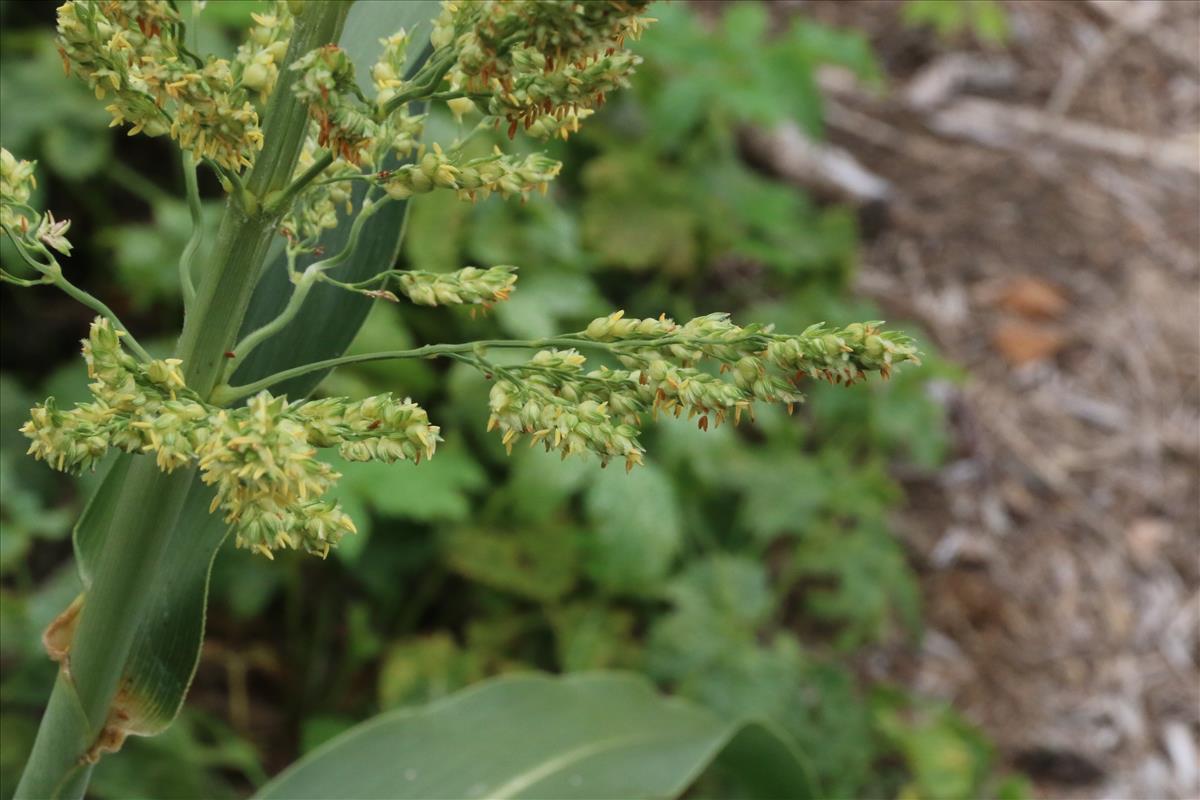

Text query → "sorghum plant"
[3,1,919,796]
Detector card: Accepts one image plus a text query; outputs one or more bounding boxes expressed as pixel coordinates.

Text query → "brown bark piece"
[991,321,1067,365]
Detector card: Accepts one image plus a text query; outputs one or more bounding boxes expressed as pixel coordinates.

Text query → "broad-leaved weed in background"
[0,2,1025,799]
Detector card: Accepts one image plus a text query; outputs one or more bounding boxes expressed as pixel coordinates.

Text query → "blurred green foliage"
[903,0,1010,45]
[0,2,1028,798]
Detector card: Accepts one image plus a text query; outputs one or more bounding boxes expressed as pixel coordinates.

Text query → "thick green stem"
[15,5,351,798]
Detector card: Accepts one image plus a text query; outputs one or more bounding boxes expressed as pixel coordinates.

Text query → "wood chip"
[995,276,1070,319]
[1125,517,1172,569]
[991,321,1068,365]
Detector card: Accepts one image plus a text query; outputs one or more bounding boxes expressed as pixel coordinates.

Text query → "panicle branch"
[485,311,920,470]
[20,318,441,559]
[56,0,265,172]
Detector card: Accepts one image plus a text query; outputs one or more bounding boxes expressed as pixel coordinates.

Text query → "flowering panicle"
[290,45,377,164]
[397,266,517,307]
[197,393,347,557]
[18,1,926,558]
[526,108,594,141]
[1,149,74,259]
[288,26,430,170]
[431,1,652,138]
[56,0,265,172]
[20,318,442,559]
[486,45,642,137]
[372,107,426,165]
[765,321,919,383]
[234,2,293,101]
[280,132,361,248]
[0,148,38,233]
[364,32,430,166]
[372,30,411,106]
[484,312,920,468]
[273,1,644,269]
[22,318,205,473]
[584,311,920,383]
[488,349,647,471]
[292,394,440,464]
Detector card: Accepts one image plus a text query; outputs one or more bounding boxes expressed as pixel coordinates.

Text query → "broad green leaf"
[582,464,682,594]
[875,693,994,800]
[647,581,875,800]
[1,713,39,799]
[66,0,443,744]
[645,557,777,687]
[71,456,229,736]
[579,152,699,274]
[549,603,638,672]
[665,554,773,627]
[732,454,830,543]
[442,525,578,603]
[793,519,921,648]
[256,672,815,800]
[376,634,485,710]
[504,446,591,523]
[300,716,358,756]
[466,196,583,272]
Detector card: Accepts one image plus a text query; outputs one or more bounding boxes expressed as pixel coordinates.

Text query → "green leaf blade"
[255,672,814,800]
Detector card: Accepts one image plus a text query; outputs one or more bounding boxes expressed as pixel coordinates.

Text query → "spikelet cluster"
[290,45,379,164]
[371,29,411,106]
[398,266,518,307]
[366,31,428,166]
[431,0,652,138]
[1,148,74,259]
[292,394,439,464]
[280,132,362,248]
[198,392,348,557]
[485,312,921,468]
[56,1,264,172]
[382,145,561,202]
[277,0,647,261]
[487,349,647,471]
[288,29,427,168]
[234,2,294,101]
[585,311,919,383]
[20,318,442,559]
[21,318,203,474]
[0,148,37,233]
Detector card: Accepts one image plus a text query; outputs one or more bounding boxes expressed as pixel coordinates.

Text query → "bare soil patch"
[788,1,1200,797]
